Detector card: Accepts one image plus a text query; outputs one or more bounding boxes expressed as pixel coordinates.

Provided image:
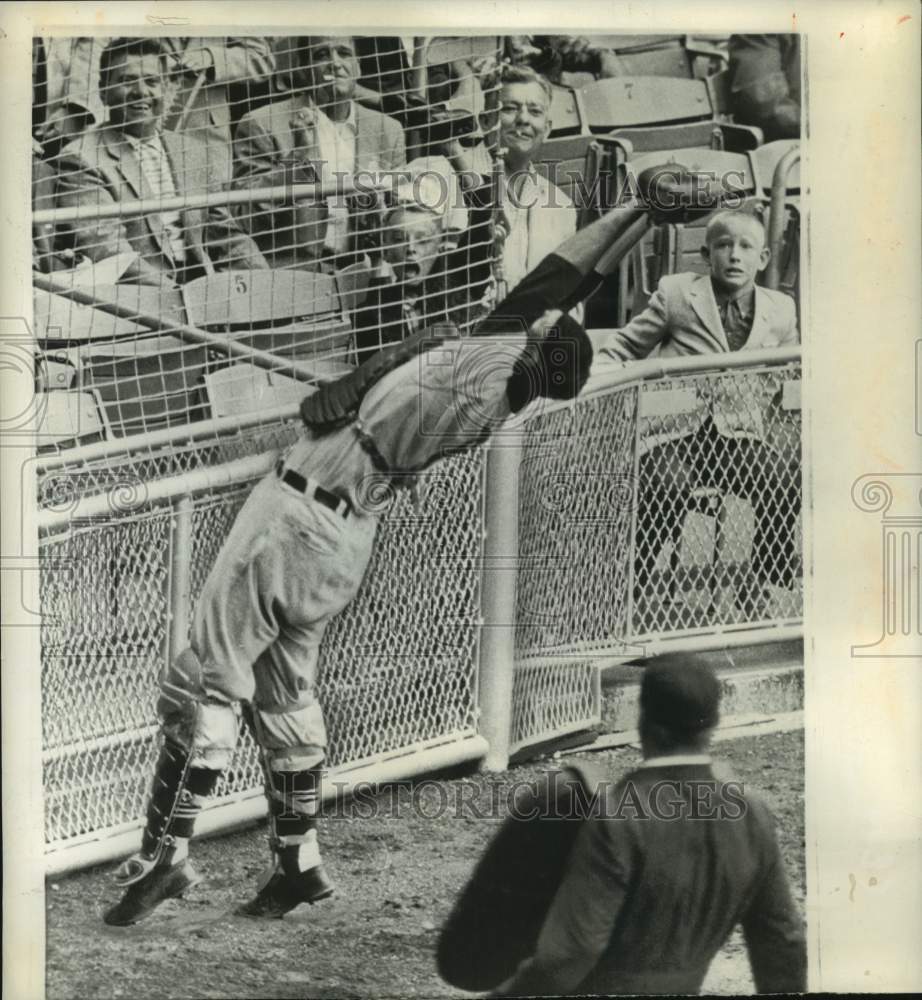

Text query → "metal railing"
[38,347,802,872]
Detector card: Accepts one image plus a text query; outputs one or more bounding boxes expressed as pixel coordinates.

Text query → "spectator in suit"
[233,35,407,271]
[482,660,807,996]
[597,209,801,610]
[728,34,801,141]
[33,37,276,154]
[54,38,267,287]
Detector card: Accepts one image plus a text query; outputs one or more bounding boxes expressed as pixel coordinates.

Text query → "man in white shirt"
[234,36,407,270]
[494,65,580,319]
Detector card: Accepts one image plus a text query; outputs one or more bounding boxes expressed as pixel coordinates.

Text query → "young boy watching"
[597,207,801,614]
[597,209,797,362]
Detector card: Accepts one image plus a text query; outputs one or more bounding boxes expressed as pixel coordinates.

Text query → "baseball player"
[102,188,698,926]
[103,311,594,925]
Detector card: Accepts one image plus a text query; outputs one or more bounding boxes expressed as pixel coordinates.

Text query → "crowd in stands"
[32,33,801,359]
[31,31,804,613]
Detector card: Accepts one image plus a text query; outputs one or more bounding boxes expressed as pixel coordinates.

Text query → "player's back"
[573,761,780,995]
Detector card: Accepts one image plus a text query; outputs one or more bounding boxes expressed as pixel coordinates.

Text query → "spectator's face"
[383,209,442,288]
[702,216,770,292]
[103,52,166,138]
[498,81,551,164]
[307,37,359,104]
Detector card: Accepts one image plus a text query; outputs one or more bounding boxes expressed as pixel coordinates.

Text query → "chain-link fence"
[38,348,801,870]
[40,443,486,869]
[508,349,802,753]
[32,35,504,464]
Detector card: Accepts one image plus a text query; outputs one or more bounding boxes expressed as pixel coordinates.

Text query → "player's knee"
[265,747,326,817]
[160,696,238,771]
[254,700,327,758]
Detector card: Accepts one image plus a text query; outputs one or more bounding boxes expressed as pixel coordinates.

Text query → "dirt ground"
[46,730,804,1000]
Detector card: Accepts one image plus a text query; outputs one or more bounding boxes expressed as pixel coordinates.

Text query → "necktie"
[137,137,186,264]
[722,297,750,352]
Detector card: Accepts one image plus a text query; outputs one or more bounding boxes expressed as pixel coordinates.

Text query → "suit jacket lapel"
[101,126,147,200]
[101,126,179,263]
[353,103,378,171]
[161,129,210,270]
[688,274,729,350]
[747,286,773,347]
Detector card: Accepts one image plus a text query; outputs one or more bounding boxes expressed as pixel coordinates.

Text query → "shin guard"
[115,741,220,887]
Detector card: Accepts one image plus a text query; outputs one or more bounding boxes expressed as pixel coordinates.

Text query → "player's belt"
[276,462,352,519]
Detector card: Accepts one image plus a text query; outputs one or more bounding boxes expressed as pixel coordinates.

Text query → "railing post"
[764,146,801,290]
[167,495,194,665]
[478,432,524,772]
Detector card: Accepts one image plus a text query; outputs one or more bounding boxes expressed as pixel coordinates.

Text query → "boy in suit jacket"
[598,210,801,611]
[54,38,267,287]
[233,36,407,271]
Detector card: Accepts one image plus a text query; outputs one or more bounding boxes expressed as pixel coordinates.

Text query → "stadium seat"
[35,388,110,451]
[203,363,320,419]
[181,269,353,365]
[581,77,714,132]
[750,139,801,194]
[33,282,204,440]
[65,333,210,438]
[589,34,728,80]
[548,85,584,136]
[606,119,763,155]
[33,282,185,343]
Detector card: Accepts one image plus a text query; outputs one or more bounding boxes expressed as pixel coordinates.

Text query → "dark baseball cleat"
[103,860,202,926]
[235,864,334,919]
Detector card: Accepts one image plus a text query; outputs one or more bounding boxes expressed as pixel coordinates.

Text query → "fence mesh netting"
[33,35,504,461]
[510,362,802,748]
[41,450,484,849]
[30,32,803,864]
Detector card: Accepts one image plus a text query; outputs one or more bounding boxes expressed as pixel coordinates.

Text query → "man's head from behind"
[639,660,721,757]
[297,36,359,107]
[701,210,770,295]
[497,64,553,170]
[100,38,169,139]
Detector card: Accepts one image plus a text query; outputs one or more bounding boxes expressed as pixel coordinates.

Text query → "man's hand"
[177,44,214,78]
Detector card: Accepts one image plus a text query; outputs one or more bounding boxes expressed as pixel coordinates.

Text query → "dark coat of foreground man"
[438,661,807,996]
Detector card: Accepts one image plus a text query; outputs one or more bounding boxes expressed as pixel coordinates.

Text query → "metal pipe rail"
[32,273,328,384]
[507,344,802,426]
[764,146,801,291]
[33,172,418,226]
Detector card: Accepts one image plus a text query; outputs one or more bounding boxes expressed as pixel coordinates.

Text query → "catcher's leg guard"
[237,751,333,918]
[103,741,221,926]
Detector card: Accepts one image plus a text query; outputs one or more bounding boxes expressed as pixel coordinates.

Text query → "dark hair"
[99,37,167,91]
